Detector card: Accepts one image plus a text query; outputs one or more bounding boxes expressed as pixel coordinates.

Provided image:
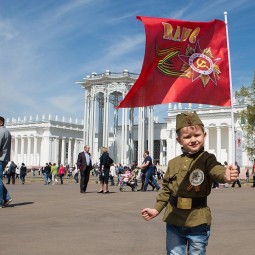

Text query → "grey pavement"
[1,176,254,255]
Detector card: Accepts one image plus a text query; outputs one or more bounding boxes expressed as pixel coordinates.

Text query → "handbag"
[106,156,114,167]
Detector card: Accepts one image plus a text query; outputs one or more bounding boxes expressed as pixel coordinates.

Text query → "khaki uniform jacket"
[154,149,226,227]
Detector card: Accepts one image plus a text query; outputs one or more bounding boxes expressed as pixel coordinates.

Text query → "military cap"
[176,112,204,131]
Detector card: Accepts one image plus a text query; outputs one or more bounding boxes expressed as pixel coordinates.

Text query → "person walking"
[6,161,17,184]
[141,112,238,255]
[0,116,12,208]
[73,165,79,184]
[19,163,27,184]
[109,163,116,186]
[137,150,160,192]
[15,165,20,179]
[51,163,59,185]
[98,147,113,193]
[58,164,65,184]
[232,161,242,188]
[44,163,51,185]
[117,163,123,185]
[77,145,92,193]
[245,169,249,183]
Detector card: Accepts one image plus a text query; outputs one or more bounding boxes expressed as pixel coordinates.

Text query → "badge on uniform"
[187,168,204,192]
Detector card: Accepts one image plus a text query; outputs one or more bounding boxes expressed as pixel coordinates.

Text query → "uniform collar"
[181,147,204,158]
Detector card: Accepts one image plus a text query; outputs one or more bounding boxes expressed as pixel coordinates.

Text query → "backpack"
[106,156,114,167]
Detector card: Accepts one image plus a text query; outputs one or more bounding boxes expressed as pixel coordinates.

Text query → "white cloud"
[0,19,18,41]
[53,0,95,17]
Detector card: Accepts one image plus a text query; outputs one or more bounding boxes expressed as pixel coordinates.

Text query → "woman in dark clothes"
[19,163,27,184]
[98,147,112,194]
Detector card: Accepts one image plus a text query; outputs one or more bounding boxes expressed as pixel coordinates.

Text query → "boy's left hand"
[225,164,238,183]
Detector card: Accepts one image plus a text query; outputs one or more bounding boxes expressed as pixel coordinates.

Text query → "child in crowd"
[119,167,131,185]
[141,112,238,255]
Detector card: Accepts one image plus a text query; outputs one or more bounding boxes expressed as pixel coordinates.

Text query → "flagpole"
[224,11,235,165]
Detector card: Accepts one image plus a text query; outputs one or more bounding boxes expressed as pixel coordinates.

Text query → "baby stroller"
[119,169,139,192]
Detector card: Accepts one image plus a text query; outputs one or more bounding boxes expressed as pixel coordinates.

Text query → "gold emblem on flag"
[157,41,221,87]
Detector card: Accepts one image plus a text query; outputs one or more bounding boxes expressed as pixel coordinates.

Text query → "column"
[68,138,72,165]
[48,137,53,163]
[113,107,118,163]
[105,93,109,147]
[148,106,154,160]
[27,136,32,166]
[88,94,95,151]
[216,127,221,163]
[33,136,38,166]
[14,136,18,164]
[61,137,66,165]
[102,92,109,147]
[121,108,124,163]
[166,131,172,163]
[98,94,103,151]
[21,136,25,164]
[73,139,80,166]
[205,128,209,151]
[228,126,233,163]
[55,137,60,165]
[84,92,89,145]
[128,108,134,164]
[123,108,128,164]
[138,107,145,164]
[170,129,177,158]
[160,139,164,165]
[92,94,96,157]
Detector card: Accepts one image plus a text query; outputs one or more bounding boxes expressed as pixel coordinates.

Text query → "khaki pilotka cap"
[176,112,204,131]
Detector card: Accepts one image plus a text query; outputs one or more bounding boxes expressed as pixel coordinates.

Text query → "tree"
[235,71,255,160]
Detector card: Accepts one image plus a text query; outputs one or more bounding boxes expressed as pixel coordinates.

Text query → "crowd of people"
[1,152,254,192]
[1,150,254,194]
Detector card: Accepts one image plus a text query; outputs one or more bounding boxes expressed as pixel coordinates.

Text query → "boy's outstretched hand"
[141,208,159,221]
[224,164,238,183]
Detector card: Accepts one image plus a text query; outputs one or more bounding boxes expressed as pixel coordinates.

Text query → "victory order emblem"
[157,40,221,87]
[179,41,221,87]
[187,168,204,192]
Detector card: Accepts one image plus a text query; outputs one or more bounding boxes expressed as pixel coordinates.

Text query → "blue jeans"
[0,161,11,206]
[143,169,160,191]
[44,173,49,185]
[166,223,210,255]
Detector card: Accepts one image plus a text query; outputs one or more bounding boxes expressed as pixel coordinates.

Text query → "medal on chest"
[187,168,204,192]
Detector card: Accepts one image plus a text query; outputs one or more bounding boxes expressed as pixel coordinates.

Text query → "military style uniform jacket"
[154,148,226,227]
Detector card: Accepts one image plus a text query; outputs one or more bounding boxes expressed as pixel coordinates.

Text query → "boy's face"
[176,125,206,153]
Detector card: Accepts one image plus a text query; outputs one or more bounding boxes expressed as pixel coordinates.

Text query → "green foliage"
[235,71,255,159]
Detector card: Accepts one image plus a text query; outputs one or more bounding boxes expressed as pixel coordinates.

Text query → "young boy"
[141,112,238,255]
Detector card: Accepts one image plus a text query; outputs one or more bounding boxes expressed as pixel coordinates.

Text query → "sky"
[1,0,254,123]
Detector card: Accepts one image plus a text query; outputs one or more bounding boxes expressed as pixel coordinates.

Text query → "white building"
[6,115,84,168]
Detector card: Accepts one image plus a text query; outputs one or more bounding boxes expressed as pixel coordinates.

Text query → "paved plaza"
[1,176,254,255]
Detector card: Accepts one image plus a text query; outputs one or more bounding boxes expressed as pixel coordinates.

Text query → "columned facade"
[77,70,157,165]
[7,115,84,168]
[166,103,246,166]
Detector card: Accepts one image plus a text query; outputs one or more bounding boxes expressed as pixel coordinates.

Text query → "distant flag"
[117,16,231,108]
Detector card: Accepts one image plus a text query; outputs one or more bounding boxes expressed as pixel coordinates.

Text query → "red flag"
[117,16,231,108]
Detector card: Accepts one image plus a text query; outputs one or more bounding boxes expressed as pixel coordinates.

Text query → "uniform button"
[183,165,186,168]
